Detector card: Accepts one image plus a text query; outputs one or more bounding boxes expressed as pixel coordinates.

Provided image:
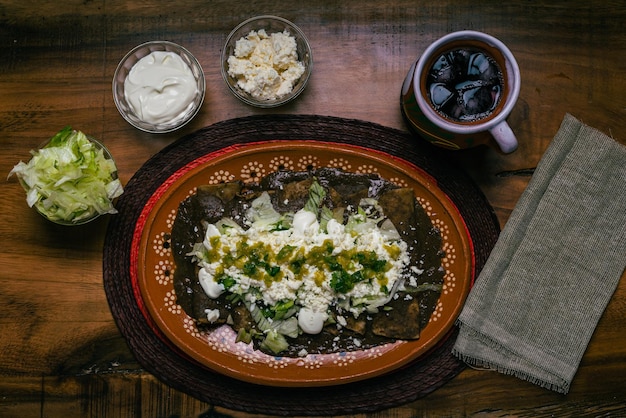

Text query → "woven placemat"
[103,115,500,416]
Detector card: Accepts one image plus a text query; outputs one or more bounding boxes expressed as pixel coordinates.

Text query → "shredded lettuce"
[246,192,287,230]
[245,297,299,354]
[8,126,124,224]
[214,217,244,234]
[303,179,326,214]
[260,329,290,354]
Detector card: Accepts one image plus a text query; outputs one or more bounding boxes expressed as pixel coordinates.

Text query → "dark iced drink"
[427,48,504,123]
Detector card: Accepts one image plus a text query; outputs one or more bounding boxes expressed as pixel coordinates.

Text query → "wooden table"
[2,1,625,416]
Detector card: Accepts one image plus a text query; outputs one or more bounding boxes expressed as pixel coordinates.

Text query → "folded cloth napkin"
[452,113,626,394]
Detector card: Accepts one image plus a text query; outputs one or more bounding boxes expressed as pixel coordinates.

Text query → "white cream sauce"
[124,51,198,124]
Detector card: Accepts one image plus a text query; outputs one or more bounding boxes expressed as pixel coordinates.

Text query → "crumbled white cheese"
[227,29,305,101]
[192,190,413,336]
[410,266,424,275]
[205,308,221,323]
[196,211,409,326]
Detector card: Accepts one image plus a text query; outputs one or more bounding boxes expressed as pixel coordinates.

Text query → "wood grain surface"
[1,1,625,417]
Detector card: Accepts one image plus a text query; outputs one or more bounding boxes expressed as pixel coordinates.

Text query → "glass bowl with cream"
[221,15,313,108]
[113,41,205,133]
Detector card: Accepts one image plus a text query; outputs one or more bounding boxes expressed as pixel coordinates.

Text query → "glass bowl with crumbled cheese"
[221,15,313,108]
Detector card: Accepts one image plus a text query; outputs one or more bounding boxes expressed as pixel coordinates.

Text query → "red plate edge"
[128,139,476,385]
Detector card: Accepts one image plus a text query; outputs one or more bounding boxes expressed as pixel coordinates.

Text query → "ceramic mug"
[401,31,521,153]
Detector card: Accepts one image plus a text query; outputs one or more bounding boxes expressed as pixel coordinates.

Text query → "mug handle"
[489,121,518,154]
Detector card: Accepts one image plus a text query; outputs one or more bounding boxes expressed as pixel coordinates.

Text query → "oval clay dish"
[132,140,473,387]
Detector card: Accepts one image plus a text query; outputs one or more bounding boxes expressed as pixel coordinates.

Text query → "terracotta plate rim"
[130,140,474,387]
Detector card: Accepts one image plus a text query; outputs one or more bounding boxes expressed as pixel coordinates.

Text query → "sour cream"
[124,51,198,124]
[298,308,328,335]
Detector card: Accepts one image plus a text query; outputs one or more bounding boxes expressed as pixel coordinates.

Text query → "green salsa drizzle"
[199,235,399,293]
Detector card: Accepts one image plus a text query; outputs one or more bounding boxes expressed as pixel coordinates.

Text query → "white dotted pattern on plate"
[147,155,457,369]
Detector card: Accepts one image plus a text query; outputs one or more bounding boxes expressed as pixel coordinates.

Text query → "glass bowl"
[221,15,313,108]
[113,41,205,133]
[11,132,123,226]
[39,137,121,226]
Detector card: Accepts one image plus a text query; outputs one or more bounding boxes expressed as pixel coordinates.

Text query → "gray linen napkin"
[452,113,626,394]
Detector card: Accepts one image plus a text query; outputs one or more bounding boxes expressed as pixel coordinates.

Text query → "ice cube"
[429,83,454,108]
[467,53,491,76]
[429,53,455,83]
